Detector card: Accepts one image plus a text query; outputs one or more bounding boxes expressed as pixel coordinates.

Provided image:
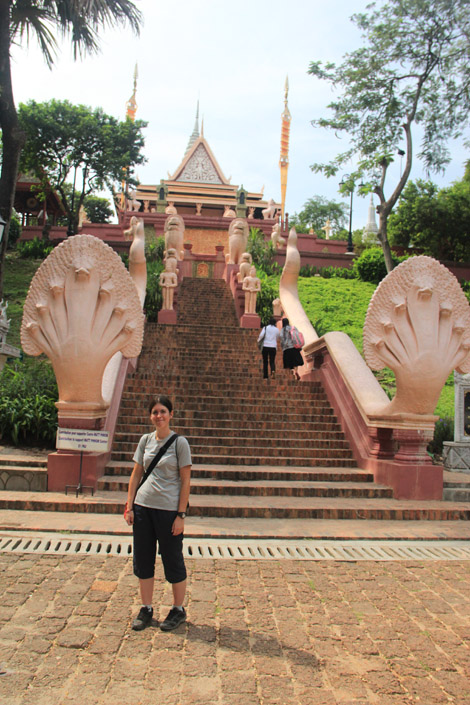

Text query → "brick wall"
[184,227,229,255]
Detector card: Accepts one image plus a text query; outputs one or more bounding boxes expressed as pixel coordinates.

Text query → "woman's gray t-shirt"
[133,432,192,511]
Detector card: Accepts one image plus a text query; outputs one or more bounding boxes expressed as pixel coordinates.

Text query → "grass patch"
[3,251,42,347]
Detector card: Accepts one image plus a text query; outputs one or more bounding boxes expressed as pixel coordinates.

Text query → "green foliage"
[2,253,42,346]
[246,228,280,276]
[299,264,356,279]
[146,236,165,262]
[297,276,376,353]
[18,99,147,234]
[82,194,113,223]
[57,188,114,225]
[17,237,53,259]
[0,359,57,447]
[7,212,21,248]
[256,273,279,326]
[428,416,454,457]
[289,196,347,235]
[460,280,470,304]
[8,1,142,70]
[389,177,470,262]
[308,0,470,269]
[353,247,400,285]
[144,260,164,322]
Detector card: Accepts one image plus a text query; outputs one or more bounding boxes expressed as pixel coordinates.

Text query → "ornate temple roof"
[170,134,230,185]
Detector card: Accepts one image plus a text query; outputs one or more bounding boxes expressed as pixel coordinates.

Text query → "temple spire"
[121,64,138,210]
[363,194,379,236]
[185,101,200,155]
[279,75,291,222]
[126,63,138,121]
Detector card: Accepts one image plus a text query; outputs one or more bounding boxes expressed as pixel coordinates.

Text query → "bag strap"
[137,433,179,491]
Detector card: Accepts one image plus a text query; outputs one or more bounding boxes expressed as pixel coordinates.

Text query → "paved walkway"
[0,552,469,705]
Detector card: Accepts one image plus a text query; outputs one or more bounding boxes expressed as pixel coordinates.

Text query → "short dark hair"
[282,317,289,327]
[148,396,173,414]
[268,317,276,326]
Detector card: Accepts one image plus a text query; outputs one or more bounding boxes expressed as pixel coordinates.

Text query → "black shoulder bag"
[137,433,179,491]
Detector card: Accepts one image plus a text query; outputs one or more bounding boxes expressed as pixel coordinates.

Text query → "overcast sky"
[10,0,470,229]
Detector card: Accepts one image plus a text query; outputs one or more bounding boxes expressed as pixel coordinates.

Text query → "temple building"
[120,106,281,254]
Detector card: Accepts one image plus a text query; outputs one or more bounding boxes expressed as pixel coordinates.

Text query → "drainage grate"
[1,532,470,561]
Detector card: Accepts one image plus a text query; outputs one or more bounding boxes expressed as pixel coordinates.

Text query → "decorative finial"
[185,100,201,155]
[280,76,291,222]
[126,63,138,121]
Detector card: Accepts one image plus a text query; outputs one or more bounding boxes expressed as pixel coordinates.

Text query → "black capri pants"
[133,504,187,584]
[262,346,276,378]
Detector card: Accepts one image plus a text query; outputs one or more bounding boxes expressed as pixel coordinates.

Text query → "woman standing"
[258,317,280,379]
[280,317,304,380]
[124,395,191,632]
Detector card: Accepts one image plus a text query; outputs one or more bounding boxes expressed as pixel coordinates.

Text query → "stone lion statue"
[164,214,185,261]
[262,199,278,220]
[226,218,249,265]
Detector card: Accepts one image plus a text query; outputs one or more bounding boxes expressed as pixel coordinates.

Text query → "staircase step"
[0,490,469,520]
[104,462,374,481]
[97,475,393,498]
[111,452,356,466]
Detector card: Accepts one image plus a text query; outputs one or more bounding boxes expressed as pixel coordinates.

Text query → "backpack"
[290,326,304,349]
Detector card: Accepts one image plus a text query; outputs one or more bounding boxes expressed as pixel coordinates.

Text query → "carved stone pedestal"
[443,442,470,474]
[158,309,177,325]
[240,313,261,329]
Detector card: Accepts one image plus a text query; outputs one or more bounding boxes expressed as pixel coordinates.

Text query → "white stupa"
[363,194,379,241]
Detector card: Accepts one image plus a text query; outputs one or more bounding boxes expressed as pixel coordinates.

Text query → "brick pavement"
[0,554,469,704]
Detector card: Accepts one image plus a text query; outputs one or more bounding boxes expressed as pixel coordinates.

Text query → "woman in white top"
[257,317,280,379]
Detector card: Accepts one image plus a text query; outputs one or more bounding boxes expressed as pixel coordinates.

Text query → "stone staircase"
[97,277,395,518]
[93,276,467,521]
[1,276,470,526]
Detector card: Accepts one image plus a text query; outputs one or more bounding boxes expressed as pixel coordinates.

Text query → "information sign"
[56,428,110,452]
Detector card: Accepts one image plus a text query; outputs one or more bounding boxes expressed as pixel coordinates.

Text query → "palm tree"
[0,0,142,297]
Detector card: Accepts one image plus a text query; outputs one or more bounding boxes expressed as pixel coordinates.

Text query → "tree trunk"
[0,3,25,298]
[377,206,395,274]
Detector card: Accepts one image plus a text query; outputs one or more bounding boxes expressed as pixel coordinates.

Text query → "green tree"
[0,0,142,297]
[83,195,114,224]
[389,177,470,261]
[56,185,114,225]
[18,99,146,235]
[308,0,470,273]
[289,196,347,236]
[388,179,439,249]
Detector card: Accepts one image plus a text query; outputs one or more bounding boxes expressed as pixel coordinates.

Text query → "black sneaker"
[159,607,186,631]
[132,606,153,631]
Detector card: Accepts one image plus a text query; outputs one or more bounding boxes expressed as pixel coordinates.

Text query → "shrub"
[299,264,356,279]
[247,228,279,276]
[17,237,53,259]
[428,416,454,457]
[146,236,165,262]
[353,247,401,284]
[7,214,22,248]
[0,359,57,447]
[144,260,164,321]
[256,274,279,326]
[460,279,470,304]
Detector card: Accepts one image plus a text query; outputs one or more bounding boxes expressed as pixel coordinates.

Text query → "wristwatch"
[177,511,186,519]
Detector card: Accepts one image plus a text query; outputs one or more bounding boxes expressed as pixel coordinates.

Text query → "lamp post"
[339,175,355,254]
